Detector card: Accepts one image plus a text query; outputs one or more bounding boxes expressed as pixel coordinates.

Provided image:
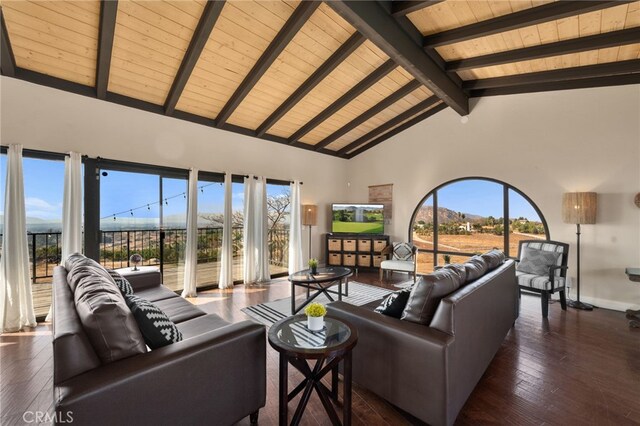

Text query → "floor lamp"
[302,204,317,261]
[562,192,597,311]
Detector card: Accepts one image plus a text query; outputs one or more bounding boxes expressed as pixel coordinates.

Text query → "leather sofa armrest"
[55,320,266,425]
[123,270,162,291]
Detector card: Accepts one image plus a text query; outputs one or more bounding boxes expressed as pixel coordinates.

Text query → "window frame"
[408,176,550,268]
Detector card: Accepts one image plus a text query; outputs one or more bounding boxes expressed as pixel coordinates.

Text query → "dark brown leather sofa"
[328,260,518,426]
[52,265,266,426]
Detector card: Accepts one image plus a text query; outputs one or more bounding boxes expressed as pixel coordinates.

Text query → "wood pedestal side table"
[625,268,640,328]
[268,315,358,426]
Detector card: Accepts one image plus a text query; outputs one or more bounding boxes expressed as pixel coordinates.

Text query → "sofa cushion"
[134,285,178,303]
[154,296,206,324]
[481,249,506,271]
[74,270,147,364]
[516,246,561,276]
[374,288,412,318]
[107,269,133,296]
[65,253,116,293]
[443,263,467,282]
[380,259,415,272]
[463,255,488,283]
[401,268,465,325]
[125,295,183,349]
[176,314,231,340]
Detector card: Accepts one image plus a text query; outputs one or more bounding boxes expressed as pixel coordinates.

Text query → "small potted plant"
[308,258,319,275]
[304,302,327,331]
[443,254,451,265]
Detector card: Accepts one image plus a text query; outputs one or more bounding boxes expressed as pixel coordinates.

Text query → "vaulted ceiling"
[1,1,638,158]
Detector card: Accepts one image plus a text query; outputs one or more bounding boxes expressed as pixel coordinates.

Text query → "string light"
[100,182,217,220]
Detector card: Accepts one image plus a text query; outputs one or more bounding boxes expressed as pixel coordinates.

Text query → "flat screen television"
[331,203,385,234]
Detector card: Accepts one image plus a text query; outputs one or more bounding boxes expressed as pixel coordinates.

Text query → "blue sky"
[421,179,541,220]
[1,157,540,224]
[0,157,289,223]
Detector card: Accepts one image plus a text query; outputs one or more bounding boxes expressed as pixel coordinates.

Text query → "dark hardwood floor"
[1,271,639,425]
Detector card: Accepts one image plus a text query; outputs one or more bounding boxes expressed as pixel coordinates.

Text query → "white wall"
[0,77,348,263]
[346,85,640,311]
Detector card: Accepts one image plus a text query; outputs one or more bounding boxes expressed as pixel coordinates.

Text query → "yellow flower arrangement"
[304,302,326,317]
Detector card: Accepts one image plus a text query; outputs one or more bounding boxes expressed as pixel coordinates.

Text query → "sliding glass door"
[99,169,187,291]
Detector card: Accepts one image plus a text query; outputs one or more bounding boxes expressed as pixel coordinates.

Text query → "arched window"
[409,177,549,274]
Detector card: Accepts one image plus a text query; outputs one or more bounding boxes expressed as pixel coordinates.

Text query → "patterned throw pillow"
[375,288,412,318]
[107,269,134,296]
[125,295,183,349]
[392,242,414,261]
[516,247,561,276]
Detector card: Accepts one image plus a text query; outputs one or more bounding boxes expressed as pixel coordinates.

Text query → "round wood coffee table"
[268,314,358,426]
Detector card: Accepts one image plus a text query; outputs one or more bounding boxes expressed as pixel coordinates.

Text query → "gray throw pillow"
[481,249,506,271]
[463,255,488,283]
[516,247,560,276]
[72,259,147,363]
[401,268,464,325]
[443,263,467,283]
[65,254,116,292]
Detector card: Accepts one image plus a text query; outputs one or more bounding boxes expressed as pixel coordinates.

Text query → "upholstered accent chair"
[379,242,418,282]
[516,240,569,318]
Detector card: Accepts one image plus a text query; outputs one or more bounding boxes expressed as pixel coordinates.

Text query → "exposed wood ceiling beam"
[314,79,421,150]
[288,59,396,144]
[423,1,628,48]
[468,73,640,97]
[337,95,440,155]
[391,1,445,17]
[165,1,226,115]
[463,59,640,90]
[6,67,340,158]
[256,31,365,137]
[328,0,469,115]
[447,28,640,72]
[215,1,320,126]
[346,103,448,158]
[0,7,16,77]
[95,0,118,100]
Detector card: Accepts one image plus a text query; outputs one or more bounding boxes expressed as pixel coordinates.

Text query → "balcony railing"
[0,226,290,283]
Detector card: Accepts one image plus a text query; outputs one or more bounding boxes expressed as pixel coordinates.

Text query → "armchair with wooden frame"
[379,242,418,283]
[515,240,569,318]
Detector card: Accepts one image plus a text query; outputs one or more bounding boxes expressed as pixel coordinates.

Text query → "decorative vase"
[311,266,318,275]
[307,315,324,331]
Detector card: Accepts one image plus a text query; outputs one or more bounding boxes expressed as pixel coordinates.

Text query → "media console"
[325,233,390,271]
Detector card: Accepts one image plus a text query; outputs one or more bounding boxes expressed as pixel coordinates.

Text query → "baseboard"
[546,291,636,313]
[577,296,638,313]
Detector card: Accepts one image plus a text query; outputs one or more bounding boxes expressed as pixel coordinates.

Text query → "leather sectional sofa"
[328,258,518,426]
[52,259,266,426]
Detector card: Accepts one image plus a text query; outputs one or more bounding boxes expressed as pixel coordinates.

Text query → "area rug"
[241,281,392,328]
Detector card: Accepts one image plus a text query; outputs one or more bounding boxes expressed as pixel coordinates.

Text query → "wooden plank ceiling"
[1,1,638,158]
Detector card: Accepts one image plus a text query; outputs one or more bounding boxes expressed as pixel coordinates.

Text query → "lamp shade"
[302,204,318,226]
[562,192,597,224]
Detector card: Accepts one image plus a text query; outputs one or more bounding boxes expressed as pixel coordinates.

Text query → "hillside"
[414,206,484,224]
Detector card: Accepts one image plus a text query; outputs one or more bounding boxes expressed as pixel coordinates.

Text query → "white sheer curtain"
[0,145,36,332]
[255,177,270,282]
[218,172,234,289]
[181,168,198,298]
[288,180,304,274]
[243,175,257,284]
[46,151,83,321]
